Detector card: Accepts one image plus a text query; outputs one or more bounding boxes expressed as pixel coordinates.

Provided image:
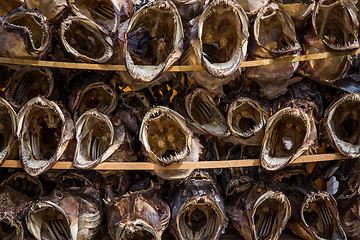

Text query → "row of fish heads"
[0,0,359,97]
[0,162,358,240]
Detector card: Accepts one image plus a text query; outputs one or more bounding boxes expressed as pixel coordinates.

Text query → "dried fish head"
[60,16,113,63]
[170,172,228,240]
[68,0,122,35]
[246,3,301,98]
[0,1,23,16]
[324,93,360,158]
[17,96,75,176]
[69,80,118,121]
[226,181,291,240]
[26,186,102,240]
[25,0,68,20]
[0,10,51,59]
[171,0,209,23]
[118,91,150,120]
[74,110,125,169]
[123,0,183,83]
[185,88,228,136]
[0,98,17,165]
[104,187,170,240]
[235,0,268,16]
[4,68,54,109]
[1,172,44,199]
[139,106,202,180]
[272,0,315,27]
[261,107,316,171]
[57,172,95,188]
[227,96,269,146]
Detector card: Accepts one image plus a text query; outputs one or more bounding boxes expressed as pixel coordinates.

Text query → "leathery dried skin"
[1,172,44,199]
[4,68,54,109]
[185,0,248,93]
[104,187,170,240]
[324,93,360,158]
[0,10,51,59]
[235,0,268,16]
[261,107,317,171]
[74,109,125,169]
[68,0,122,35]
[246,3,301,99]
[17,96,75,176]
[171,0,209,23]
[139,106,202,180]
[60,16,113,63]
[226,96,269,146]
[0,98,17,166]
[122,0,183,83]
[0,1,23,16]
[272,0,315,27]
[170,172,228,240]
[25,0,68,20]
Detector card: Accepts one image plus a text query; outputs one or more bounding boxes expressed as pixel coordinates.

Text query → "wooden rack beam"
[0,153,348,170]
[1,48,359,71]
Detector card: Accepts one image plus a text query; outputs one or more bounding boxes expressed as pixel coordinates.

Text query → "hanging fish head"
[0,98,17,165]
[1,172,44,199]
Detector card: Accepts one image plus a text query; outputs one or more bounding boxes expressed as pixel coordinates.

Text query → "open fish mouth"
[2,172,43,199]
[261,107,314,171]
[140,106,192,165]
[302,193,345,240]
[252,192,291,240]
[124,0,183,82]
[26,201,72,240]
[74,110,120,169]
[57,172,94,188]
[0,98,17,165]
[177,197,225,240]
[0,215,23,240]
[5,68,53,109]
[227,96,268,146]
[185,88,228,136]
[17,97,74,176]
[60,16,113,63]
[194,0,248,78]
[4,10,50,55]
[313,0,359,51]
[68,0,120,35]
[116,220,158,240]
[324,93,360,158]
[72,82,117,121]
[0,1,23,16]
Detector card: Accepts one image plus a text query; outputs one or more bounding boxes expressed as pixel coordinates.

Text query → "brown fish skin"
[26,185,102,240]
[171,0,209,24]
[246,3,302,99]
[24,0,69,21]
[104,186,170,240]
[298,0,359,84]
[1,172,44,199]
[323,93,360,158]
[235,0,268,16]
[0,98,17,166]
[17,96,75,176]
[0,1,23,16]
[170,171,228,240]
[0,9,51,59]
[118,0,184,89]
[225,178,291,240]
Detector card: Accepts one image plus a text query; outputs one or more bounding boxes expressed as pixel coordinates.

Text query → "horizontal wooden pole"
[0,153,348,170]
[0,48,359,72]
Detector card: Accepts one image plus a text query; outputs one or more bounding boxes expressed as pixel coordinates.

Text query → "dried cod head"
[118,91,150,120]
[1,172,44,199]
[272,0,315,27]
[323,93,360,158]
[26,186,102,240]
[68,79,118,121]
[171,0,209,23]
[299,0,359,84]
[235,0,268,16]
[68,0,124,35]
[4,67,54,109]
[74,109,126,169]
[139,106,202,180]
[104,186,170,240]
[185,0,248,93]
[17,96,75,176]
[25,0,68,20]
[261,106,317,171]
[246,3,301,98]
[60,16,113,63]
[0,98,17,166]
[226,96,270,146]
[0,9,51,59]
[0,186,31,240]
[120,0,183,85]
[226,180,291,240]
[170,172,228,240]
[0,1,23,16]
